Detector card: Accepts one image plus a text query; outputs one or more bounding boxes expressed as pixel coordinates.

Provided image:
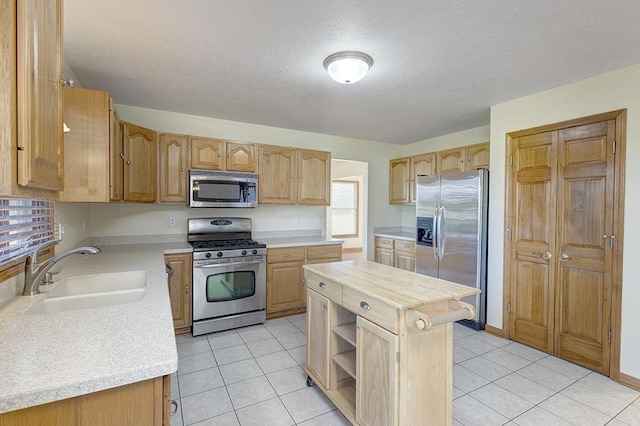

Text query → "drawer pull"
[321,250,328,254]
[318,282,327,289]
[360,301,371,311]
[282,253,290,258]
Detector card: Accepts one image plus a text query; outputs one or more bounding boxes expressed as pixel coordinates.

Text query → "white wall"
[94,105,403,259]
[488,64,640,378]
[55,203,92,252]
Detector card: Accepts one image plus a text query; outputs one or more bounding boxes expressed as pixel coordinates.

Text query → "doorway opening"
[328,159,368,261]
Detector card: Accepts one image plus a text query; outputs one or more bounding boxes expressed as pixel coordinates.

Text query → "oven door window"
[206,271,255,302]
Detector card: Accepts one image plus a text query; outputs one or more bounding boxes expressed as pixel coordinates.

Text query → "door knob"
[533,251,552,260]
[558,253,570,262]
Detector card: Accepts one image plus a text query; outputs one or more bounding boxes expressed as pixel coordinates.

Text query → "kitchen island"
[303,260,480,426]
[0,243,185,423]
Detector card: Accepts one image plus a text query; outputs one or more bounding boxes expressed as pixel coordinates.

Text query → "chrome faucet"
[23,241,101,296]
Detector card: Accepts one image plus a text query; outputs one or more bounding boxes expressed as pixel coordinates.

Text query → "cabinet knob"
[185,285,189,294]
[219,153,223,157]
[318,282,327,289]
[117,152,125,159]
[299,175,303,179]
[228,154,231,158]
[360,301,371,311]
[181,168,186,172]
[558,253,570,262]
[126,160,132,165]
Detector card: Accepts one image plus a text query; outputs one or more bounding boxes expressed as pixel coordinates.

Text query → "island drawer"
[343,287,398,333]
[307,244,342,260]
[267,246,306,263]
[305,271,342,303]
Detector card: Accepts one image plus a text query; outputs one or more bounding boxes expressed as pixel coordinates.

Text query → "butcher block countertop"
[303,259,479,309]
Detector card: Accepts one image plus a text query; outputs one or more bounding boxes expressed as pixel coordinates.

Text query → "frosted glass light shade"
[323,51,373,84]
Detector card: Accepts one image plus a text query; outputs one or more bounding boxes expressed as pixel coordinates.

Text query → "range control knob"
[252,249,258,255]
[241,250,248,256]
[205,252,211,259]
[216,251,223,258]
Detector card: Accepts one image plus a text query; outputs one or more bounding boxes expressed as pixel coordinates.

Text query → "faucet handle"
[42,272,54,286]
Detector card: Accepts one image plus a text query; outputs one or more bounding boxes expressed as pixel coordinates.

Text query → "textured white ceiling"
[64,1,640,144]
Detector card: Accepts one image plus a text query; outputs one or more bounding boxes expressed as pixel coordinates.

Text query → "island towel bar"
[407,300,476,331]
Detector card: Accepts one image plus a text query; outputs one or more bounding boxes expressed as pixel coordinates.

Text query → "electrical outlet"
[295,216,301,225]
[169,217,176,227]
[315,216,320,224]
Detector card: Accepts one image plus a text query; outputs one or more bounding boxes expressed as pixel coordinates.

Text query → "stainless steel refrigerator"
[415,169,488,329]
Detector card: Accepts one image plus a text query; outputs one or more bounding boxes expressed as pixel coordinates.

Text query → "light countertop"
[0,243,187,414]
[373,231,415,242]
[260,236,343,248]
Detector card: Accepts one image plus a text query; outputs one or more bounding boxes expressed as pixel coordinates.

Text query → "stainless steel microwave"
[189,170,258,208]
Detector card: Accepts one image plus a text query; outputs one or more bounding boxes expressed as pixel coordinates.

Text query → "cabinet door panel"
[356,316,398,426]
[389,158,409,204]
[465,142,490,171]
[266,261,305,313]
[307,290,330,388]
[16,0,64,191]
[375,248,394,267]
[437,148,465,173]
[123,122,157,202]
[190,137,224,170]
[59,87,110,202]
[159,133,189,203]
[410,153,436,204]
[258,145,296,204]
[297,149,330,205]
[165,253,192,332]
[226,142,256,172]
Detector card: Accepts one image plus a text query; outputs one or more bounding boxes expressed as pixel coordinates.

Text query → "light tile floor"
[171,315,640,426]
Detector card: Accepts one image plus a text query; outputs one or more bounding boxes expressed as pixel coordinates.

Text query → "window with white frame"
[0,197,55,269]
[331,180,359,238]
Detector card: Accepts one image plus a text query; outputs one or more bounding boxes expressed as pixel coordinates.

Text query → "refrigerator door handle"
[433,204,440,260]
[439,204,446,259]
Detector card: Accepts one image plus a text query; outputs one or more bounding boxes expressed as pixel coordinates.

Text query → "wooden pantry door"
[505,110,625,377]
[507,130,558,353]
[554,120,616,374]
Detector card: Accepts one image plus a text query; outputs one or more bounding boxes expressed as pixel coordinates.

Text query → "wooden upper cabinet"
[227,142,256,172]
[437,147,465,173]
[158,133,189,203]
[258,145,297,204]
[190,137,224,170]
[297,149,331,205]
[59,87,110,202]
[122,122,157,202]
[109,99,123,201]
[389,157,410,204]
[190,137,256,172]
[16,0,64,191]
[465,142,490,171]
[409,153,436,204]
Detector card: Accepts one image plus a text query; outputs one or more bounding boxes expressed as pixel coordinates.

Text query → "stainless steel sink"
[27,271,147,315]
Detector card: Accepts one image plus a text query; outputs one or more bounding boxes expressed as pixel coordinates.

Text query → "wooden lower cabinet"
[374,237,415,272]
[266,244,342,319]
[0,376,170,426]
[165,253,192,335]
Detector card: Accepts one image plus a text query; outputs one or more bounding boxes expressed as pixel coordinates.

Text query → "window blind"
[331,180,359,237]
[0,197,55,267]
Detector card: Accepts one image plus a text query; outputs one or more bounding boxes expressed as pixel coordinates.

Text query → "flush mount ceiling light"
[323,51,374,84]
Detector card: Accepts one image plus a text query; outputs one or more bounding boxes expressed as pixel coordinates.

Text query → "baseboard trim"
[484,324,504,338]
[619,373,640,391]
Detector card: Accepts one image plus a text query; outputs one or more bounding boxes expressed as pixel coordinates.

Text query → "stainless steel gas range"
[188,217,267,336]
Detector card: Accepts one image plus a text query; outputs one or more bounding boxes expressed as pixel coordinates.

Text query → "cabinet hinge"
[608,330,612,344]
[509,155,513,166]
[396,352,400,363]
[612,140,616,154]
[506,228,512,241]
[610,235,615,250]
[507,302,511,313]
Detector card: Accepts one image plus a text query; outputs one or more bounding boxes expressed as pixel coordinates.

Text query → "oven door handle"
[194,260,265,268]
